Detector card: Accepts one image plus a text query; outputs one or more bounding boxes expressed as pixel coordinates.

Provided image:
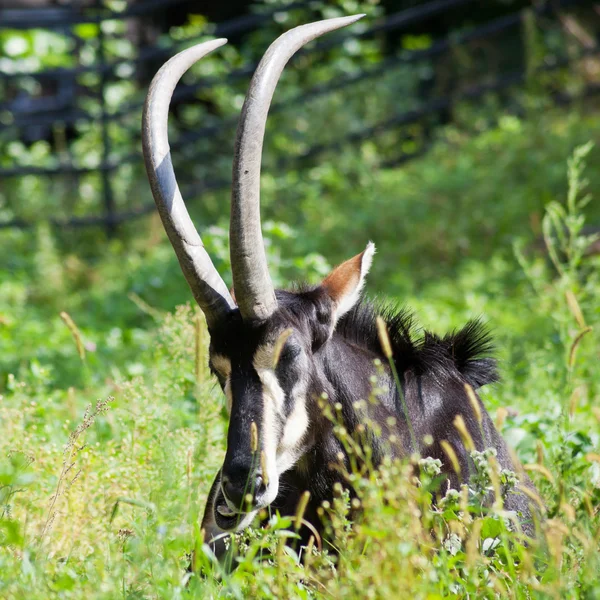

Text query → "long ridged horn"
[230,14,365,321]
[142,39,235,328]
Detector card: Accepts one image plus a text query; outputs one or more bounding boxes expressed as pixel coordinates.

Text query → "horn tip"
[194,38,228,52]
[330,13,365,28]
[205,38,228,50]
[321,13,365,28]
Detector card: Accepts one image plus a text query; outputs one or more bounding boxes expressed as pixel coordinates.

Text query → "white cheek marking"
[276,380,309,474]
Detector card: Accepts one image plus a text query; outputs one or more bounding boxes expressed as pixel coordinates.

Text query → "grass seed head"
[453,415,475,452]
[250,421,258,453]
[376,316,393,359]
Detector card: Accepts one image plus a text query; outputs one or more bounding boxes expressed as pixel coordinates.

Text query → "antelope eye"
[278,343,301,364]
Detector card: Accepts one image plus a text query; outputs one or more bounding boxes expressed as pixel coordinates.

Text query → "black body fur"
[202,291,538,559]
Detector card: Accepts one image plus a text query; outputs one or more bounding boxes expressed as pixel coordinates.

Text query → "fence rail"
[0,0,595,232]
[1,5,529,176]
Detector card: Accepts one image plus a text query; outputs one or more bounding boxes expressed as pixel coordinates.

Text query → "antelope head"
[142,15,366,532]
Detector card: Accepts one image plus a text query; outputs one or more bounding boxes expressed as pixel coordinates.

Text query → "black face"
[207,288,334,527]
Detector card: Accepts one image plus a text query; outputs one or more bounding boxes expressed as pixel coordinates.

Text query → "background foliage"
[1,0,600,598]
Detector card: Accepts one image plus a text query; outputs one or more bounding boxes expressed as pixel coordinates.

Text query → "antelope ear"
[321,242,375,323]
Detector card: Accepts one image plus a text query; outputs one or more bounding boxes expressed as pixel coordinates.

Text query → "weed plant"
[1,138,599,598]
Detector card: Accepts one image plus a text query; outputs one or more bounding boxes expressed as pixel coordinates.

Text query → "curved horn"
[230,14,365,321]
[142,39,235,329]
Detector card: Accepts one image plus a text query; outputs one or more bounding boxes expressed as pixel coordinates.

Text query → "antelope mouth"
[213,488,251,531]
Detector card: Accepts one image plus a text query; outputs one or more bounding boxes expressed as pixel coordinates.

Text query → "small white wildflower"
[419,456,442,477]
[443,533,462,556]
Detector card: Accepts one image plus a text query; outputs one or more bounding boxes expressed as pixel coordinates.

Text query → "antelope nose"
[221,473,265,509]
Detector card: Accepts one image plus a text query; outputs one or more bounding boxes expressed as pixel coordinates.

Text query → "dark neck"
[317,336,409,448]
[285,335,408,507]
[323,333,388,403]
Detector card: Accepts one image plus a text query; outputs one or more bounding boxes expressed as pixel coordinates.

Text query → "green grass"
[1,113,600,598]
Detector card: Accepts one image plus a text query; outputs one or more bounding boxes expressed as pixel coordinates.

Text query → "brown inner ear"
[321,251,364,306]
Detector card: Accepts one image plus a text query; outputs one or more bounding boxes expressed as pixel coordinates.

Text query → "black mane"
[336,300,499,390]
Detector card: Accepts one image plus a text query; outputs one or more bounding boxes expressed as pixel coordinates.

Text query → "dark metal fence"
[0,0,597,233]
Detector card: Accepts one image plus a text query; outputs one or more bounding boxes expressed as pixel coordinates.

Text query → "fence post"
[97,14,117,237]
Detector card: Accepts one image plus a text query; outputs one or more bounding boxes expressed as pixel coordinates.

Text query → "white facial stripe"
[253,344,285,505]
[251,342,310,505]
[261,386,281,505]
[258,369,285,412]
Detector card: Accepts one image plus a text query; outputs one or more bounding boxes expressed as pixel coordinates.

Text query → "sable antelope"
[142,15,538,559]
